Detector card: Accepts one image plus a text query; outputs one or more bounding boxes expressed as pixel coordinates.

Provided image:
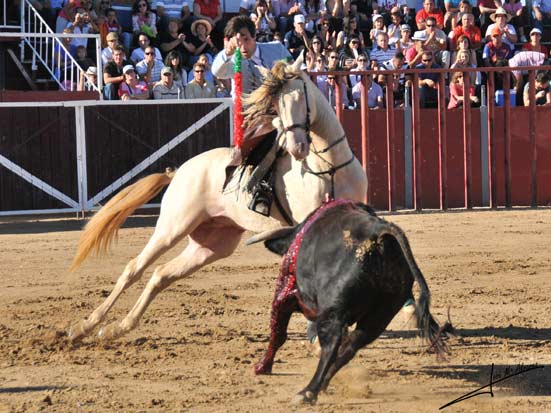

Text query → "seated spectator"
[443,0,461,31]
[405,30,427,67]
[156,0,190,33]
[395,24,414,52]
[119,65,150,100]
[160,18,196,69]
[337,16,365,50]
[418,16,451,68]
[131,33,163,64]
[339,35,365,70]
[380,50,407,87]
[316,17,336,50]
[349,52,370,88]
[350,0,375,34]
[101,32,119,65]
[351,72,384,108]
[327,49,342,70]
[368,14,387,48]
[180,3,194,35]
[531,0,551,32]
[132,0,157,39]
[136,46,165,85]
[448,71,479,109]
[310,35,325,57]
[450,35,478,68]
[451,48,480,85]
[311,54,328,90]
[104,8,123,41]
[523,71,551,106]
[400,4,416,31]
[153,66,185,99]
[485,8,518,47]
[272,0,305,35]
[250,0,277,41]
[190,19,218,63]
[416,51,441,108]
[521,27,548,55]
[388,7,403,46]
[186,63,217,98]
[67,10,94,56]
[503,0,527,42]
[284,14,311,60]
[373,0,401,25]
[75,45,94,71]
[450,0,473,31]
[482,27,513,89]
[165,50,188,87]
[187,53,215,83]
[370,32,396,67]
[79,65,99,91]
[320,75,350,108]
[103,45,133,100]
[98,8,131,50]
[450,12,482,50]
[193,0,225,49]
[303,0,327,33]
[56,0,78,33]
[477,0,499,33]
[416,0,444,30]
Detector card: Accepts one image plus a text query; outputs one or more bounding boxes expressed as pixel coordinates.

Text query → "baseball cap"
[85,66,97,76]
[294,14,305,24]
[161,66,174,75]
[122,64,135,74]
[400,24,411,31]
[412,31,426,41]
[491,26,502,37]
[106,32,118,41]
[372,13,383,22]
[530,27,542,36]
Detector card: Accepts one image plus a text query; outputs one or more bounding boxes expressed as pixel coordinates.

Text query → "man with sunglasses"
[136,46,165,86]
[415,0,444,30]
[186,62,216,98]
[417,16,451,68]
[416,51,441,108]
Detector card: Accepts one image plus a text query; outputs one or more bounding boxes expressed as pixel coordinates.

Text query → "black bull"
[247,201,449,404]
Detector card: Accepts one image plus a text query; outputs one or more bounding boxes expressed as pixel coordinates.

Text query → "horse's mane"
[243,61,303,121]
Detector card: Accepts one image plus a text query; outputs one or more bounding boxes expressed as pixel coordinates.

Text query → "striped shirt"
[370,46,397,66]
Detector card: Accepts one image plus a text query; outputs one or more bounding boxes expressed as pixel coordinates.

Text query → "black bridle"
[279,79,356,199]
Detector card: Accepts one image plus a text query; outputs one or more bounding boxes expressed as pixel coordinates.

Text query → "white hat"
[400,24,411,31]
[122,64,135,74]
[412,31,426,41]
[294,14,305,24]
[85,66,97,75]
[372,13,383,23]
[530,27,542,36]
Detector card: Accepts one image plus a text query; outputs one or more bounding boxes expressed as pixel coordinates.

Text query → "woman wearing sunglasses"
[132,0,157,38]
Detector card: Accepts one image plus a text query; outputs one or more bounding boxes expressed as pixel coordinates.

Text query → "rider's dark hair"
[224,15,256,38]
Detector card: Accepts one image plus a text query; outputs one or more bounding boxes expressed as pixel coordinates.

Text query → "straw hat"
[490,7,512,22]
[191,19,213,36]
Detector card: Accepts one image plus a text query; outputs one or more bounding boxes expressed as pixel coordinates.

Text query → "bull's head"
[245,226,297,256]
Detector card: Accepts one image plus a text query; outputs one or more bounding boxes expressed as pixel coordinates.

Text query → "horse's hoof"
[291,391,317,405]
[254,361,272,375]
[67,320,91,342]
[98,323,124,341]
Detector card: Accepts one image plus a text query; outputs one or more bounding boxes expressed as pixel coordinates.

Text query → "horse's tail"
[70,168,176,271]
[377,222,451,356]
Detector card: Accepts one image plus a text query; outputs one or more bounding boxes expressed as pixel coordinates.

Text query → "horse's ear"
[272,117,284,131]
[255,64,271,79]
[289,53,304,72]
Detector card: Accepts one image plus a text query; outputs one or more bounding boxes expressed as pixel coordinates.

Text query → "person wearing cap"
[79,66,99,91]
[388,6,403,45]
[284,14,311,59]
[369,13,386,47]
[103,45,134,100]
[118,65,150,100]
[185,62,216,98]
[450,12,482,50]
[482,26,513,89]
[153,66,185,99]
[415,0,444,30]
[101,31,120,65]
[405,30,427,66]
[522,27,548,54]
[419,16,450,68]
[136,46,165,85]
[532,0,551,31]
[212,15,291,96]
[189,19,217,62]
[131,32,162,64]
[485,7,518,46]
[395,24,414,52]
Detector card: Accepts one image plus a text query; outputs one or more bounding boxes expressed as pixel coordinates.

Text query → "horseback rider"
[212,15,292,165]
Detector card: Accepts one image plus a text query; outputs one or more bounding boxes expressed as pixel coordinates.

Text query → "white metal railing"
[10,0,103,96]
[1,0,21,29]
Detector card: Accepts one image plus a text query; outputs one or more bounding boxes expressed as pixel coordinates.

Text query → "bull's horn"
[245,226,295,245]
[289,53,304,72]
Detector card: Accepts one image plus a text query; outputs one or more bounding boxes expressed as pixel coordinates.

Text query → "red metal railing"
[310,65,551,211]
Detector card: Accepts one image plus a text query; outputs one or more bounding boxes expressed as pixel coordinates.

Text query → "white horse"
[68,60,368,342]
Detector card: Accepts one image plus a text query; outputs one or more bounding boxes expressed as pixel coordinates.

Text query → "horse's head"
[244,60,316,161]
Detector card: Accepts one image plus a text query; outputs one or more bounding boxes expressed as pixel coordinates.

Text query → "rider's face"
[235,28,256,59]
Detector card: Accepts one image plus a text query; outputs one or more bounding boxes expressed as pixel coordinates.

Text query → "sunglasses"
[327,77,335,80]
[422,58,432,62]
[426,24,434,27]
[316,59,324,62]
[358,58,367,61]
[138,3,147,7]
[162,72,173,76]
[145,51,154,55]
[350,40,358,44]
[322,22,329,26]
[195,70,205,73]
[329,55,338,59]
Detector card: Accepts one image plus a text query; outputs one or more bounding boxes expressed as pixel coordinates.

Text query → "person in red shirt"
[193,0,225,48]
[416,0,445,30]
[450,12,482,50]
[521,27,548,55]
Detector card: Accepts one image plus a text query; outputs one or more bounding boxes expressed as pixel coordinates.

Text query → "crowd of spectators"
[27,0,551,106]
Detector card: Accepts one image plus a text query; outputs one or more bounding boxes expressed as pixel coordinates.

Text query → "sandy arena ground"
[1,209,551,413]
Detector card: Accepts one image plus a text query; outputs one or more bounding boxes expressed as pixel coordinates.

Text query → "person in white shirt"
[131,33,163,63]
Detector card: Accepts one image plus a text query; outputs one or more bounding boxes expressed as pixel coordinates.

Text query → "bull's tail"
[70,168,176,271]
[377,223,450,356]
